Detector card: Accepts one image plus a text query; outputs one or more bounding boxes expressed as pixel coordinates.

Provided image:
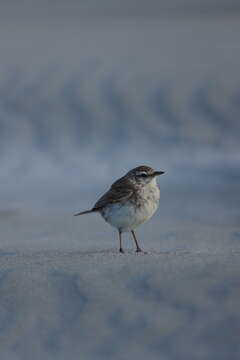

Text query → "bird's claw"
[136,248,148,254]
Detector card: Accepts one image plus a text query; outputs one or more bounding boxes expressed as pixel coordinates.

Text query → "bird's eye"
[137,172,147,177]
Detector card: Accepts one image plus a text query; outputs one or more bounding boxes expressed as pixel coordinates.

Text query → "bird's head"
[127,165,165,185]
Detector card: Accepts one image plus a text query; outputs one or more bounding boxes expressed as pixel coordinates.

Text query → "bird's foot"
[119,248,125,254]
[136,248,148,254]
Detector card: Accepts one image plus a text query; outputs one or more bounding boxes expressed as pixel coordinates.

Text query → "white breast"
[101,178,160,232]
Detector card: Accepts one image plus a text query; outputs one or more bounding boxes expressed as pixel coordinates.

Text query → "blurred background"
[0,1,240,252]
[0,1,239,250]
[1,2,240,360]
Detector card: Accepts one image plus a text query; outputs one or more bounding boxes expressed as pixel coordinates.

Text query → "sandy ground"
[0,245,240,360]
[0,208,240,359]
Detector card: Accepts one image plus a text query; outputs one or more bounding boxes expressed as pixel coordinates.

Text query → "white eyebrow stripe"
[136,171,148,176]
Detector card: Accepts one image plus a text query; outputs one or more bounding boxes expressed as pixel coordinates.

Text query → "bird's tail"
[74,209,95,216]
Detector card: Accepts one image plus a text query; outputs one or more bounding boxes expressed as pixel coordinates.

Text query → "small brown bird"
[74,165,164,253]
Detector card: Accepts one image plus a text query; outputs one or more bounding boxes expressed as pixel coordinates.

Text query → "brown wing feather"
[93,176,134,210]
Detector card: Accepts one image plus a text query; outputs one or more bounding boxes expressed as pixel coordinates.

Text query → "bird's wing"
[93,177,134,210]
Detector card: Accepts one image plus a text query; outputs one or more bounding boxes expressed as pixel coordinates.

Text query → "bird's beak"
[154,170,165,176]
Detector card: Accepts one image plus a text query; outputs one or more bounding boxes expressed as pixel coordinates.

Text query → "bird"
[74,165,165,253]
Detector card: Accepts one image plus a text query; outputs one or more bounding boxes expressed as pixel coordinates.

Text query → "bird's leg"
[131,230,142,252]
[119,231,124,253]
